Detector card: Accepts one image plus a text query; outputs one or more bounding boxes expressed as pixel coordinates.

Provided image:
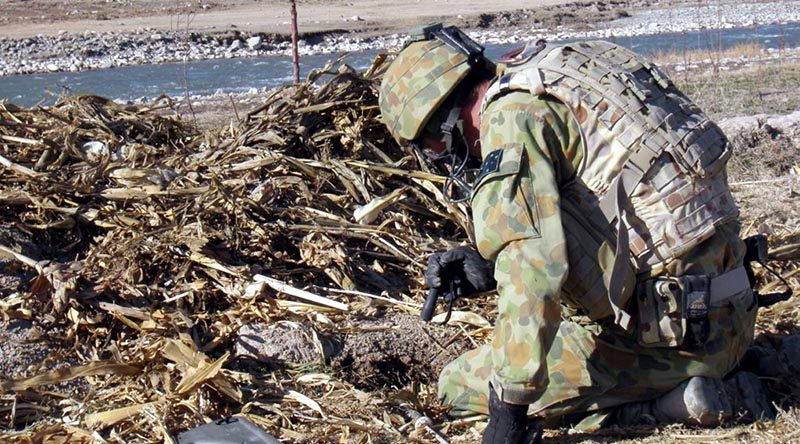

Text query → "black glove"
[424,245,496,299]
[482,387,541,444]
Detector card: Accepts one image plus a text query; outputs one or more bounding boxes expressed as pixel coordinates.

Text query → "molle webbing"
[484,41,739,325]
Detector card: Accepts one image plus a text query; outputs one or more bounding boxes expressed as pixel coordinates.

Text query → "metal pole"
[290,0,300,83]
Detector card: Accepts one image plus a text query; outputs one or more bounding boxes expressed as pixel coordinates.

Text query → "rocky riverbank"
[0,29,385,77]
[1,0,799,77]
[478,1,800,45]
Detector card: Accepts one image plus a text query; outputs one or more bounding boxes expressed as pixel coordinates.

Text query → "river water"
[2,22,800,107]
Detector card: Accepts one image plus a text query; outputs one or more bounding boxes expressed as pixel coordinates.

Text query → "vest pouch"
[637,278,684,347]
[636,275,712,348]
[665,120,731,179]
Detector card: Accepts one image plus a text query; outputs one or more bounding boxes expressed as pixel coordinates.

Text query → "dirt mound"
[720,111,800,181]
[235,314,476,390]
[235,322,340,367]
[332,314,473,390]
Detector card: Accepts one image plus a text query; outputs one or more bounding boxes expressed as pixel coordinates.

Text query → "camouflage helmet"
[379,38,473,144]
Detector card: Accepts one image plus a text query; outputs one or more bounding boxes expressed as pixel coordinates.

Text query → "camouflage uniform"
[437,91,757,422]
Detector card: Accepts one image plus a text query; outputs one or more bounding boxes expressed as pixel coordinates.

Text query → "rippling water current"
[2,22,800,107]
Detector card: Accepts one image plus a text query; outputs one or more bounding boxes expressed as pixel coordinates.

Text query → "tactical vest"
[482,40,740,329]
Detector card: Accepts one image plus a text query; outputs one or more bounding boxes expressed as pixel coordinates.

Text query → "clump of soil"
[235,322,341,367]
[331,313,474,390]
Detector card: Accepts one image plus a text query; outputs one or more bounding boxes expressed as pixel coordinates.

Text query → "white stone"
[246,36,262,50]
[46,63,59,72]
[81,141,109,161]
[229,39,242,51]
[150,33,163,41]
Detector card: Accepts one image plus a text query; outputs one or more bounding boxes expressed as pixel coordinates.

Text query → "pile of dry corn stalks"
[1,53,799,443]
[0,56,478,443]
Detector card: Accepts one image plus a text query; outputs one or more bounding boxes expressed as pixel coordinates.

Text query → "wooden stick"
[254,275,349,312]
[0,244,41,271]
[730,175,798,186]
[315,286,422,308]
[289,0,300,84]
[0,152,43,178]
[97,302,153,321]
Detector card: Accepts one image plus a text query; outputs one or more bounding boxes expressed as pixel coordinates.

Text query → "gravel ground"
[0,320,53,380]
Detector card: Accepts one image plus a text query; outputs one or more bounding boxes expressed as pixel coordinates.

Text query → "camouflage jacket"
[471,91,745,404]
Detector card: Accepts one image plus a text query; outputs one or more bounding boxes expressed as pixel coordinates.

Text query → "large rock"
[246,36,262,50]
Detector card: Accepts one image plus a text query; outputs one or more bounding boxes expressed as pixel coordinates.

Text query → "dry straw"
[0,55,470,442]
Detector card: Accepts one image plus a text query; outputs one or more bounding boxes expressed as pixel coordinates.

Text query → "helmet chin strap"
[439,104,463,155]
[432,106,475,204]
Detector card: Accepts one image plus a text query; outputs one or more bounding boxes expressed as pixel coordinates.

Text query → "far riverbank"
[1,0,799,77]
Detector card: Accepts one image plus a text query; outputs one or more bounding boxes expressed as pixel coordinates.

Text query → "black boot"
[482,386,541,444]
[613,377,732,426]
[613,373,774,427]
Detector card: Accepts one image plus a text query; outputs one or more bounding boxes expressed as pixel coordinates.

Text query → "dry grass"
[651,44,800,119]
[675,62,800,119]
[651,42,766,66]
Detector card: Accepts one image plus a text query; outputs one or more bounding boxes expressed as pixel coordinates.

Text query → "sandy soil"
[0,0,580,38]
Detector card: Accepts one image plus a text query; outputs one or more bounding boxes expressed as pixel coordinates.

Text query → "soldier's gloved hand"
[482,386,541,444]
[424,245,496,299]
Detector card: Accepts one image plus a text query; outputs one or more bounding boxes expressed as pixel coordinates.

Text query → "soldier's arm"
[472,91,580,405]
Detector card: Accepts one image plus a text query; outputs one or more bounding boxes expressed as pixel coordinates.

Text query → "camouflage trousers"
[438,287,757,422]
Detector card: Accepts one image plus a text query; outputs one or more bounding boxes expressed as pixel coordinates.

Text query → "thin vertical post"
[290,0,300,83]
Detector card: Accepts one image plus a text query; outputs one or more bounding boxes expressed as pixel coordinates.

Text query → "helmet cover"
[379,39,472,144]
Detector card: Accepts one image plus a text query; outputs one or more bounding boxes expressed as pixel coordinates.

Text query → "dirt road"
[0,0,579,38]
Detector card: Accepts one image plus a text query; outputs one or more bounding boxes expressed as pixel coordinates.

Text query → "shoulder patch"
[474,149,503,186]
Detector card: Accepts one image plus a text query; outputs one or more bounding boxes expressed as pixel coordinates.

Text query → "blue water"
[3,22,800,107]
